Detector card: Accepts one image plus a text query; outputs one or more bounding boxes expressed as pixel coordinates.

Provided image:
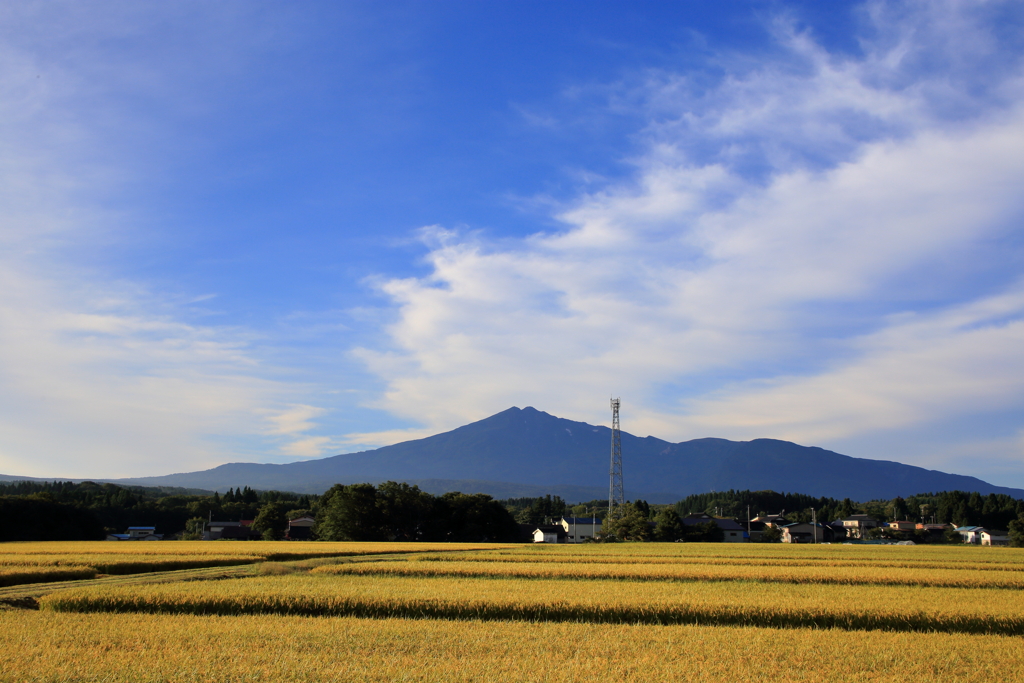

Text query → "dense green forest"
[0,480,520,542]
[0,480,311,542]
[315,482,520,542]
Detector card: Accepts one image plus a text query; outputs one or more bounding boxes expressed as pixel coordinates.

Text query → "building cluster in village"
[527,512,1011,545]
[103,509,1011,546]
[106,516,316,541]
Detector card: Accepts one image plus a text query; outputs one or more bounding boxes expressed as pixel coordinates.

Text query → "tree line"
[0,480,521,543]
[674,489,1024,531]
[4,480,1024,545]
[0,481,311,542]
[313,482,520,542]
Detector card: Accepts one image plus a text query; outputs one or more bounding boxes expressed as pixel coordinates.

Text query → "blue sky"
[3,1,1024,488]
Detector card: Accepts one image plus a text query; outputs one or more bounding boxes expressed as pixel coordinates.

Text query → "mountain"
[51,406,1022,503]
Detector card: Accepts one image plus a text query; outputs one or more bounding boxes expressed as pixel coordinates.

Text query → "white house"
[532,525,568,543]
[955,526,986,544]
[559,517,600,543]
[981,530,1009,546]
[841,515,879,539]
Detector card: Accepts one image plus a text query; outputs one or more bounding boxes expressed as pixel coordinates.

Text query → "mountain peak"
[88,407,1023,502]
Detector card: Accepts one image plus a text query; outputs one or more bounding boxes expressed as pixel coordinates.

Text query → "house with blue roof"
[954,526,986,544]
[106,526,163,541]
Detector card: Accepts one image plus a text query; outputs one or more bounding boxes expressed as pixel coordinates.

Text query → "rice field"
[2,611,1022,683]
[315,557,1024,589]
[5,541,1024,681]
[0,541,514,585]
[40,571,1024,634]
[0,565,97,587]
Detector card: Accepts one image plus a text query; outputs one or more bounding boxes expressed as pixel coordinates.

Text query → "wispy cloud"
[353,4,1024,481]
[0,5,341,477]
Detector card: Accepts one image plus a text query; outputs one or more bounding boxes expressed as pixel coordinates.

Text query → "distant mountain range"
[5,406,1021,503]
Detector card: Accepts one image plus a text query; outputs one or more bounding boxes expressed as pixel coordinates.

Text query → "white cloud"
[0,258,298,477]
[353,4,1024,483]
[677,287,1024,442]
[263,405,328,436]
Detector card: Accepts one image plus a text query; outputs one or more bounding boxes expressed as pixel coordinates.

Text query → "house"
[127,526,161,540]
[715,518,747,543]
[887,520,917,532]
[915,523,949,541]
[286,515,315,540]
[841,515,879,539]
[981,530,1009,546]
[532,525,569,543]
[746,520,767,542]
[559,517,601,543]
[205,520,261,541]
[780,522,834,544]
[682,513,747,542]
[955,526,986,544]
[828,521,848,540]
[106,526,162,541]
[750,513,789,528]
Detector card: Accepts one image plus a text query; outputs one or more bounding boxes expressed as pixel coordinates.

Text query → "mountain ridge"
[3,407,1021,503]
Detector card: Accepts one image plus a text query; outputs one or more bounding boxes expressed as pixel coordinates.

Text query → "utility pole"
[812,508,817,544]
[608,398,624,518]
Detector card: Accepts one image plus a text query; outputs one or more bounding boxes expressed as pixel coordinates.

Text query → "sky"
[3,1,1024,487]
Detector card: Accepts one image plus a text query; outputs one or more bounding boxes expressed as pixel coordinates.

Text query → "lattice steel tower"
[608,398,625,516]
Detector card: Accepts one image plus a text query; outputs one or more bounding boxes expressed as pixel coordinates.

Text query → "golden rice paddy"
[4,541,1024,681]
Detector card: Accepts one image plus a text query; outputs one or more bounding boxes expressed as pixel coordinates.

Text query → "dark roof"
[562,517,600,525]
[127,526,156,530]
[682,517,745,531]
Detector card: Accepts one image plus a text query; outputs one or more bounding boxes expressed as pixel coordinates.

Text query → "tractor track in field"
[0,564,259,608]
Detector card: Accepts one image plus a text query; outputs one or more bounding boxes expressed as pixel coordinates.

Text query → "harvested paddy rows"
[41,571,1024,634]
